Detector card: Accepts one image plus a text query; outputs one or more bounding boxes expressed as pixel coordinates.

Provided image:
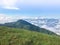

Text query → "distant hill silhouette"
[0,19,56,35]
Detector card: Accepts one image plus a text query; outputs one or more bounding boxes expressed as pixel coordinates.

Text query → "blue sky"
[0,0,60,23]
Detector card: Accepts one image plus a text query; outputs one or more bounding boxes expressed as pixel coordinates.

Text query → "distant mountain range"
[0,19,56,35]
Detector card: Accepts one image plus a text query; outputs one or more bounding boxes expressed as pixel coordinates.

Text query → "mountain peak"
[0,19,56,35]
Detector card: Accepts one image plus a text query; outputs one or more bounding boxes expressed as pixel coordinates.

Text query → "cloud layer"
[0,14,34,23]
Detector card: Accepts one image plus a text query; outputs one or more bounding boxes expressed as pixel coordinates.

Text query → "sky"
[0,0,60,23]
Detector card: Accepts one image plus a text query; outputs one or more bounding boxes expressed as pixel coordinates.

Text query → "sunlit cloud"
[0,0,19,10]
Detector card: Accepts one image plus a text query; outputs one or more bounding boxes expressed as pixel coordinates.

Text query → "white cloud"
[40,24,60,35]
[3,6,19,10]
[0,14,16,23]
[0,0,19,10]
[0,14,32,23]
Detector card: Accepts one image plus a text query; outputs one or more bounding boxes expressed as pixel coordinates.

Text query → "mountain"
[24,18,60,35]
[0,19,56,35]
[0,26,60,45]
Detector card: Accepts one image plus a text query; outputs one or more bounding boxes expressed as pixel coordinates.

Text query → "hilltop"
[0,19,56,35]
[0,26,60,45]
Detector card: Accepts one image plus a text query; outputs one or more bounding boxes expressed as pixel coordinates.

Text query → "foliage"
[0,26,60,45]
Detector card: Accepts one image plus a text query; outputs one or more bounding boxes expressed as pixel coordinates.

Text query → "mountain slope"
[25,19,60,35]
[0,19,56,35]
[0,26,60,45]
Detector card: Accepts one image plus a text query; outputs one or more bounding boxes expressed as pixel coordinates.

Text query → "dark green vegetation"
[0,26,60,45]
[0,19,56,35]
